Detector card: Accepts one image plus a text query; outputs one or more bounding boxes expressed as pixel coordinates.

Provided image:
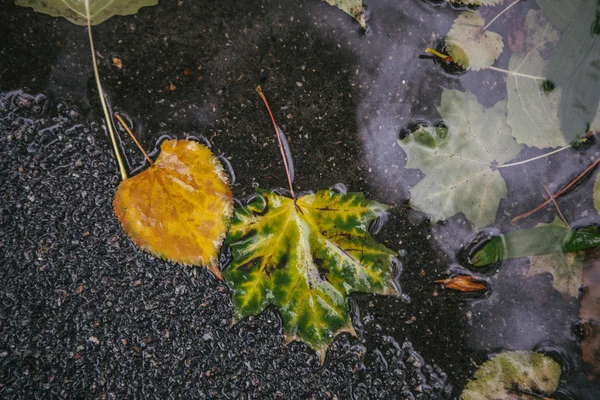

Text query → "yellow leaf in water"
[113,139,234,279]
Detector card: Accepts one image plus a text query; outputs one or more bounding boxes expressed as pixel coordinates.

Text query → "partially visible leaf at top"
[449,0,503,6]
[506,7,600,147]
[506,8,600,147]
[113,139,234,279]
[15,0,158,25]
[445,11,504,71]
[542,0,600,140]
[462,351,561,400]
[398,88,521,230]
[506,9,565,147]
[224,189,399,362]
[323,0,365,29]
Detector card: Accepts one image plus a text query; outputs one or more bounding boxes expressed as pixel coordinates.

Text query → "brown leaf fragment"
[111,56,123,70]
[436,275,486,292]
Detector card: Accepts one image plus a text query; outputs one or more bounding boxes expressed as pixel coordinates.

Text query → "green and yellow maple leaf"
[224,189,399,361]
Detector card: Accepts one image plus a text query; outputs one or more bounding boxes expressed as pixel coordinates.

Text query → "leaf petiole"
[482,0,522,31]
[425,47,453,63]
[425,47,448,59]
[496,144,571,168]
[115,113,154,166]
[485,66,545,80]
[256,86,296,200]
[85,1,127,180]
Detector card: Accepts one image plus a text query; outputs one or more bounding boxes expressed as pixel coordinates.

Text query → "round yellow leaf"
[113,139,234,279]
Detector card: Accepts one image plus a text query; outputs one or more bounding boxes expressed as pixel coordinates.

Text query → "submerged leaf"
[462,351,561,400]
[529,252,583,298]
[113,139,234,279]
[506,9,566,148]
[471,216,600,297]
[398,88,521,230]
[545,0,600,140]
[323,0,366,29]
[224,189,399,361]
[15,0,158,26]
[471,217,600,264]
[528,217,585,298]
[507,6,600,147]
[445,11,504,71]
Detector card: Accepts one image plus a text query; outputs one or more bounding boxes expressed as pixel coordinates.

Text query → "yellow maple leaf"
[113,139,234,279]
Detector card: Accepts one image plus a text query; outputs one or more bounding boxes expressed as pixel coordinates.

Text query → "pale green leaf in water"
[506,9,565,147]
[224,189,399,363]
[15,0,158,26]
[462,351,561,400]
[470,215,600,297]
[398,88,521,230]
[323,0,365,29]
[506,8,600,147]
[445,11,504,71]
[541,0,600,140]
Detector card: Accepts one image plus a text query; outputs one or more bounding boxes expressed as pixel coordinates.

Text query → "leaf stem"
[255,86,296,200]
[483,0,522,31]
[86,4,127,180]
[512,155,600,223]
[114,113,154,166]
[542,183,569,227]
[425,48,449,60]
[486,66,545,80]
[497,145,571,168]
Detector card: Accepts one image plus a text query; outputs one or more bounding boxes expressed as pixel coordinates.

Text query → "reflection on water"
[351,0,600,394]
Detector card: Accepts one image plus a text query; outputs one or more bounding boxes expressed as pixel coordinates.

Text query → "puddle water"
[1,0,600,398]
